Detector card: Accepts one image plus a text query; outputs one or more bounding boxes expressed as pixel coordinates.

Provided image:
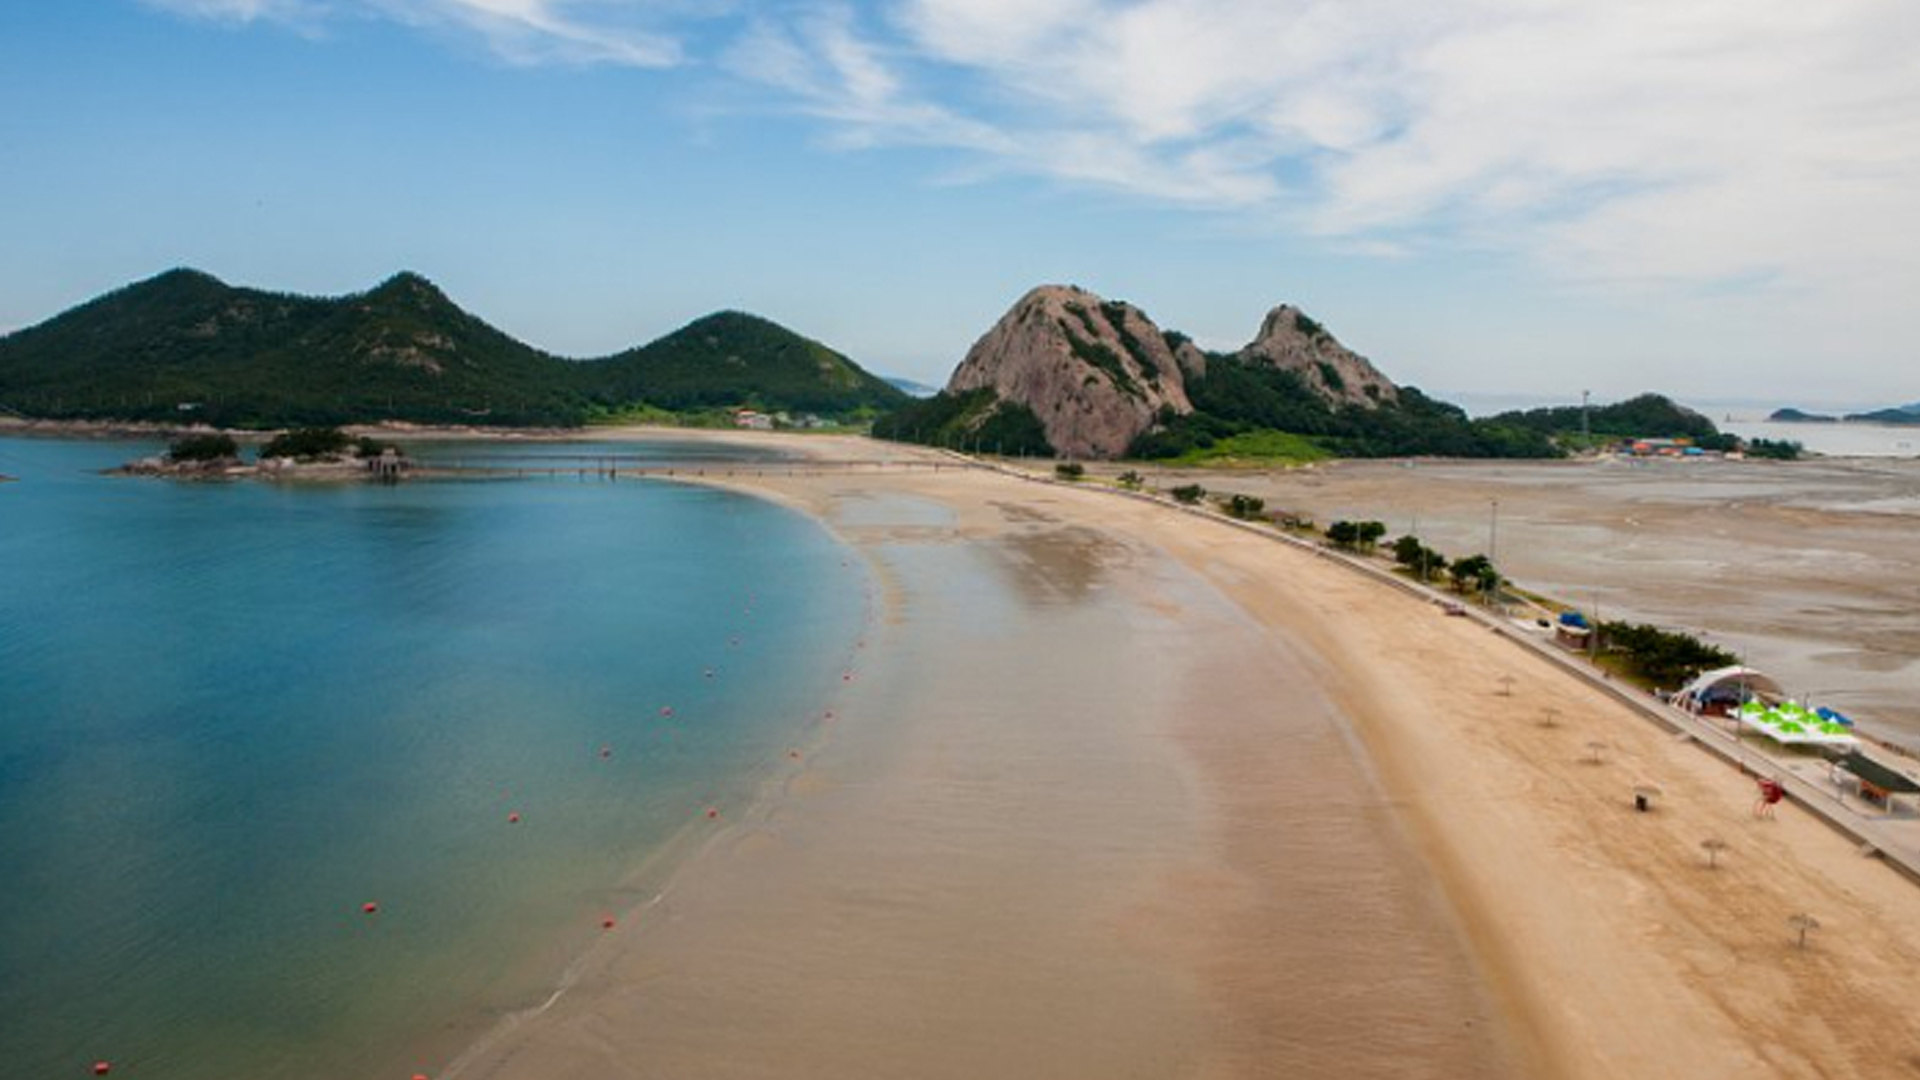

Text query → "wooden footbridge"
[415,454,979,481]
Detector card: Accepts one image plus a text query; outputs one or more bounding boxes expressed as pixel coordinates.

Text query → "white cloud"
[146,0,687,67]
[140,0,328,26]
[718,0,1920,338]
[146,0,1920,328]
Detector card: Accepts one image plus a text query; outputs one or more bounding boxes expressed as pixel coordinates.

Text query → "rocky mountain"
[943,285,1205,458]
[0,269,904,427]
[884,284,1416,459]
[877,284,1560,460]
[1238,304,1399,408]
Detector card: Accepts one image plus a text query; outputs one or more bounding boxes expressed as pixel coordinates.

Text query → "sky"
[2,1,1916,409]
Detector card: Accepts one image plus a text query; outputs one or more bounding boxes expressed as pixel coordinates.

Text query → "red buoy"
[507,812,521,824]
[659,706,673,718]
[412,1073,430,1080]
[705,807,719,820]
[601,916,616,930]
[362,901,379,914]
[599,745,612,760]
[93,1062,111,1076]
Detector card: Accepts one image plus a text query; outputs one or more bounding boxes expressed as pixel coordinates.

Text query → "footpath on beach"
[952,450,1920,886]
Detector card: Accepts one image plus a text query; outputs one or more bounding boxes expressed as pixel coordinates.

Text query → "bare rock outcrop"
[947,286,1204,458]
[1237,305,1399,407]
[940,286,1401,459]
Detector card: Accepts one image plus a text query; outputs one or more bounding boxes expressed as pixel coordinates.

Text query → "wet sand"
[444,434,1920,1079]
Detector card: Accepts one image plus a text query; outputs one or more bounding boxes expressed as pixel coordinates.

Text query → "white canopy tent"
[1678,666,1785,710]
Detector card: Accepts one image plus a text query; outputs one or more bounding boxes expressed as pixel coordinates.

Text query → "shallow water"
[0,436,867,1079]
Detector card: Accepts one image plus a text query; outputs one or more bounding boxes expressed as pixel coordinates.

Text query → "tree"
[1596,621,1738,687]
[166,433,238,462]
[1449,553,1498,596]
[1746,438,1803,461]
[261,426,352,460]
[1392,534,1448,581]
[1329,519,1386,551]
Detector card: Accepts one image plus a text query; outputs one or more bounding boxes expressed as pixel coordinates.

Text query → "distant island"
[0,269,906,429]
[1769,402,1920,425]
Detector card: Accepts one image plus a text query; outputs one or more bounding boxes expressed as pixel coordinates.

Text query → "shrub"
[1221,493,1266,520]
[166,433,238,462]
[1170,483,1206,504]
[1054,462,1086,480]
[261,426,352,460]
[1746,438,1803,461]
[1116,470,1144,490]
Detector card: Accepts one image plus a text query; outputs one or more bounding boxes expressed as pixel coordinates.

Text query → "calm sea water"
[0,436,868,1079]
[1715,414,1920,458]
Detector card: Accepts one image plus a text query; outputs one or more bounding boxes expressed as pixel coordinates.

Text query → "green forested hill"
[587,311,907,416]
[0,270,904,428]
[1485,393,1728,443]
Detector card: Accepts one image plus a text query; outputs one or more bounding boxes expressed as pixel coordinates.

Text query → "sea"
[0,435,870,1080]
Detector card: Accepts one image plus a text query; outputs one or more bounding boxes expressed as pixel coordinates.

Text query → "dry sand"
[444,434,1920,1080]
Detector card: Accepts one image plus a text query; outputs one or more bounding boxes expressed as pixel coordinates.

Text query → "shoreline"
[425,431,1920,1079]
[11,426,1920,1074]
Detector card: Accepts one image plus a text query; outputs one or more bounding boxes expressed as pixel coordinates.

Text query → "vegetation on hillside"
[1488,393,1736,449]
[1131,358,1558,460]
[869,388,1055,455]
[585,311,906,416]
[0,270,905,429]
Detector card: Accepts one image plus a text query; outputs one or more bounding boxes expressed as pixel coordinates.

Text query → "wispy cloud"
[144,0,689,67]
[144,0,1920,309]
[717,0,1920,311]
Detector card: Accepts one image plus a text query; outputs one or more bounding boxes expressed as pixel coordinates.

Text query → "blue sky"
[3,1,1915,408]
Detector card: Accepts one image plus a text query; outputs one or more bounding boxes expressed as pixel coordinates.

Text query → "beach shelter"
[1829,751,1920,813]
[1678,666,1784,715]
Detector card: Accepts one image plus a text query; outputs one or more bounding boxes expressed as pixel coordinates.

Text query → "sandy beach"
[415,431,1920,1080]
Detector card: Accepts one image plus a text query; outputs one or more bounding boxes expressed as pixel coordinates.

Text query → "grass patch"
[1161,429,1331,466]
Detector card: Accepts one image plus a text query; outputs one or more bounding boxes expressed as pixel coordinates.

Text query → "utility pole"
[1487,499,1500,609]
